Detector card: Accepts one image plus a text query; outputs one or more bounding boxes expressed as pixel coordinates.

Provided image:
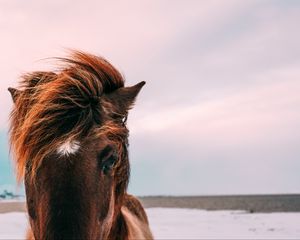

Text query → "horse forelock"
[9,51,126,183]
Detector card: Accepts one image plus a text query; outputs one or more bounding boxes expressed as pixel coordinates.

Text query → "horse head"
[9,51,145,239]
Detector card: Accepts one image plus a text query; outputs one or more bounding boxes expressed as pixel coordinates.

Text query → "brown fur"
[9,51,152,240]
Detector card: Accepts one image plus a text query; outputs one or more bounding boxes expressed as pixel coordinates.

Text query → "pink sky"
[1,0,300,195]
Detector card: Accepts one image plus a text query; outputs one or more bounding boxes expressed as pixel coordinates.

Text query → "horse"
[8,51,153,240]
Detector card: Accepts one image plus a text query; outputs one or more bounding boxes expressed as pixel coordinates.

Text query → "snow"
[1,208,300,239]
[148,208,300,239]
[0,212,28,239]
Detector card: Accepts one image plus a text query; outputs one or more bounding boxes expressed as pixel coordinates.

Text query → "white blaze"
[57,140,80,156]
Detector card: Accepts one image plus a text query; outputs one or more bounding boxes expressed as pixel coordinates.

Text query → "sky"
[0,0,300,195]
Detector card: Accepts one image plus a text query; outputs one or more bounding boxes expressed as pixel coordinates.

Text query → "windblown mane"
[10,51,125,182]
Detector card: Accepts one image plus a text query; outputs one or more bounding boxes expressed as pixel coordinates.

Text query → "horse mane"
[9,51,125,182]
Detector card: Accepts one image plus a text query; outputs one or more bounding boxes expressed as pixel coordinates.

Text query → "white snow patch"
[0,212,28,239]
[147,208,300,239]
[1,208,300,239]
[57,140,80,156]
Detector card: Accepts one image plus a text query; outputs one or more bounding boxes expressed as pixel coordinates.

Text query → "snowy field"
[1,208,300,239]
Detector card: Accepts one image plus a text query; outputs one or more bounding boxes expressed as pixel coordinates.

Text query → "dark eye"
[102,155,116,174]
[97,145,118,175]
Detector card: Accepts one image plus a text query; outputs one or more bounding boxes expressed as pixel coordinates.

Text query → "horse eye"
[97,145,118,175]
[102,155,116,175]
[97,145,113,160]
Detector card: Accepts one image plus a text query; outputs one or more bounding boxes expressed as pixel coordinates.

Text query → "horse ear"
[8,87,21,103]
[104,81,145,116]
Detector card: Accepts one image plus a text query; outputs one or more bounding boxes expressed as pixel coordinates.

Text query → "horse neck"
[108,211,129,240]
[108,195,153,240]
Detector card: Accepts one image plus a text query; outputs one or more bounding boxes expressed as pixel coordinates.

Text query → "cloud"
[130,65,300,138]
[0,0,250,128]
[128,65,300,195]
[1,0,300,195]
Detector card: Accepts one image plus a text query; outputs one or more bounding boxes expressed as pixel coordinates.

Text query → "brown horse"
[8,51,153,240]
